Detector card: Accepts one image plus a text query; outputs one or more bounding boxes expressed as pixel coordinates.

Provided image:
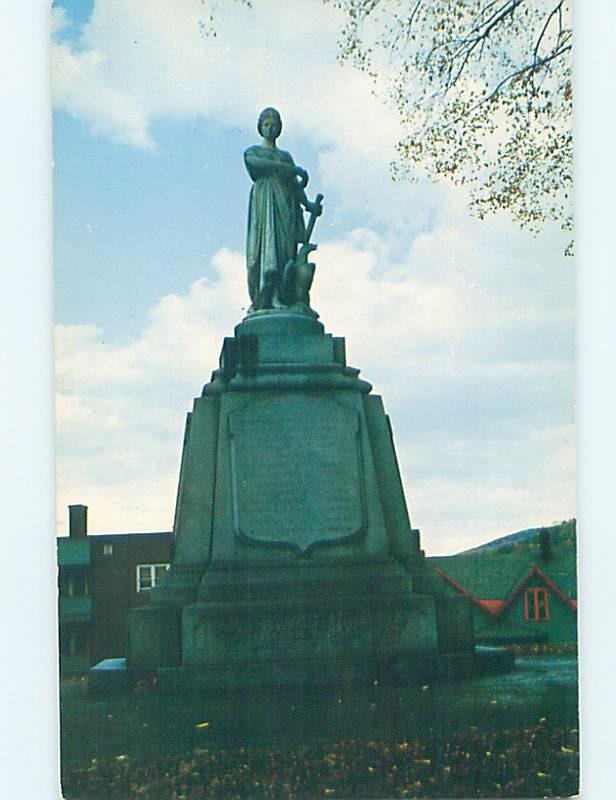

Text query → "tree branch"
[389,0,422,54]
[533,1,565,67]
[468,0,525,38]
[439,0,526,88]
[468,43,572,112]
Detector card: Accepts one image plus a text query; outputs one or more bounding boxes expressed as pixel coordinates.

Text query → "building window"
[63,628,89,657]
[136,563,170,592]
[103,544,113,556]
[524,587,550,621]
[65,574,88,597]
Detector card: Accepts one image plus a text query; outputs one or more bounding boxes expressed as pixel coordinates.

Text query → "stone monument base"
[155,649,513,694]
[128,556,512,693]
[124,310,515,692]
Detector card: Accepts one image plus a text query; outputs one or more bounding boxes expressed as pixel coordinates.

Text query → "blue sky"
[51,0,575,553]
[53,0,95,30]
[54,111,250,340]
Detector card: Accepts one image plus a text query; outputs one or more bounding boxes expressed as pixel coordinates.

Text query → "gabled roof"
[434,564,577,619]
[429,521,577,600]
[504,564,578,614]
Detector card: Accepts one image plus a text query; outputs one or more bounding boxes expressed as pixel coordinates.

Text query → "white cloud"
[52,0,401,161]
[399,420,575,555]
[52,43,155,148]
[409,462,575,557]
[55,247,245,533]
[55,222,574,550]
[51,5,70,36]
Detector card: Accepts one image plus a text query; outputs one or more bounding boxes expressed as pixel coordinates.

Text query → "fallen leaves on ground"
[61,722,578,799]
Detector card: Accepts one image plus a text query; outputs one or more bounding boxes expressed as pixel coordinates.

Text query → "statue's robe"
[244,145,306,308]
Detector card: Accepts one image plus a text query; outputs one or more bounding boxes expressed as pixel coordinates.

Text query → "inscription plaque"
[229,395,367,553]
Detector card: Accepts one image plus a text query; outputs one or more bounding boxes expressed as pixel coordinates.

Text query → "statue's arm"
[297,186,311,208]
[298,187,323,215]
[244,149,298,180]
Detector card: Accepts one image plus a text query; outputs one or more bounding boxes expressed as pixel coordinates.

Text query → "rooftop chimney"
[539,527,553,563]
[68,504,88,539]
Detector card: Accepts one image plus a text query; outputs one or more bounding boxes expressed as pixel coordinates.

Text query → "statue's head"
[257,107,282,140]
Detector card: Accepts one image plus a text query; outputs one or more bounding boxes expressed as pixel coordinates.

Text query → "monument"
[125,109,511,691]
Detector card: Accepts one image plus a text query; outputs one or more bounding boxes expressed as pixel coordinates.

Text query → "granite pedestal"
[127,310,500,691]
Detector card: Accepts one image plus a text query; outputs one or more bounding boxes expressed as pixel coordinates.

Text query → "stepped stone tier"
[126,309,509,691]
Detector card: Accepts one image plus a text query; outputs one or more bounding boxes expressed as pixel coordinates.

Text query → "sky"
[51,0,575,555]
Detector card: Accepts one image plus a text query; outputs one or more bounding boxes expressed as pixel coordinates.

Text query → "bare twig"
[533,1,565,66]
[466,43,572,111]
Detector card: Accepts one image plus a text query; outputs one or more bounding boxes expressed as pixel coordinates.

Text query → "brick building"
[57,505,173,675]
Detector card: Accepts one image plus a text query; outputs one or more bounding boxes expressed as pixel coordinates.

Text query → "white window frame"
[136,563,170,592]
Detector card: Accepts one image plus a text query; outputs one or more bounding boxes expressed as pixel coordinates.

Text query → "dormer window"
[524,587,550,621]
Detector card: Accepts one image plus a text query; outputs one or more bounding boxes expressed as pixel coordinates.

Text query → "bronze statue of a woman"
[244,108,323,313]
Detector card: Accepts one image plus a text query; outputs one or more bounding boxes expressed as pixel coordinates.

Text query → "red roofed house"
[429,522,578,646]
